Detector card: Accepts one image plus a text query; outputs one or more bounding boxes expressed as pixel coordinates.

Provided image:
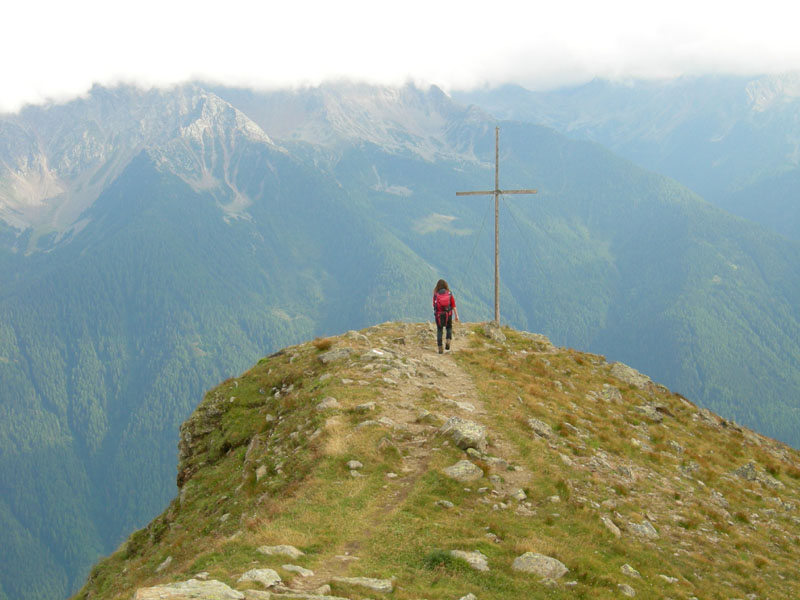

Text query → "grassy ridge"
[74,323,800,600]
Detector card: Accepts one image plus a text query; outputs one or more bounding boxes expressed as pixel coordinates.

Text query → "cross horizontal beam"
[456,189,538,196]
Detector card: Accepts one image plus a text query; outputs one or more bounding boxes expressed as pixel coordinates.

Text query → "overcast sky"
[3,0,800,112]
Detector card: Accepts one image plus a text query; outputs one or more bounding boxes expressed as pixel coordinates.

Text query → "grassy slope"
[74,323,800,600]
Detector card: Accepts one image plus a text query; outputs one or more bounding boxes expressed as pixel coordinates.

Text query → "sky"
[4,0,800,112]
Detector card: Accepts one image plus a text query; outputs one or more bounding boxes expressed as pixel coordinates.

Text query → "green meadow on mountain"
[1,82,800,598]
[75,323,800,600]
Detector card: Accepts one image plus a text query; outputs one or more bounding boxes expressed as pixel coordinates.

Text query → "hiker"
[433,279,459,354]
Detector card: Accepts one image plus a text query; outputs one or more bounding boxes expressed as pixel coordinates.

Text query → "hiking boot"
[438,345,443,354]
[445,342,450,350]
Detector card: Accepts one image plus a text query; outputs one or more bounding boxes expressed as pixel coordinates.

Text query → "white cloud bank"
[3,0,800,111]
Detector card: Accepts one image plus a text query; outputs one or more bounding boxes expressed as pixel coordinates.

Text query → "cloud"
[4,0,800,111]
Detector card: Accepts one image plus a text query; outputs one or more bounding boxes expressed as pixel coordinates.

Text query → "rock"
[435,500,455,509]
[659,574,678,584]
[620,564,641,578]
[484,321,507,343]
[443,460,485,482]
[256,465,268,481]
[634,405,663,423]
[519,331,554,349]
[439,417,487,452]
[318,348,353,364]
[511,489,527,501]
[601,515,622,538]
[527,418,553,439]
[734,461,759,481]
[459,594,478,600]
[316,397,340,411]
[610,362,651,389]
[257,545,305,559]
[599,384,623,403]
[355,402,376,412]
[331,576,394,593]
[450,549,489,571]
[347,460,364,470]
[238,569,282,587]
[511,552,568,579]
[155,555,172,572]
[134,579,244,599]
[628,520,659,540]
[282,564,314,577]
[618,583,636,597]
[243,592,272,600]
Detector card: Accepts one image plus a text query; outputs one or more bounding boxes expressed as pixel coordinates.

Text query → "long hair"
[434,279,449,294]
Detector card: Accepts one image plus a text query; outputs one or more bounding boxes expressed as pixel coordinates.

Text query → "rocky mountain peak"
[74,322,800,600]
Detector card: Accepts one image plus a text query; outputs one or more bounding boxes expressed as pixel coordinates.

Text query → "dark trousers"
[436,312,453,346]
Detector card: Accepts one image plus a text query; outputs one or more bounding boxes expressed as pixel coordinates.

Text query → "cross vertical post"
[457,126,537,324]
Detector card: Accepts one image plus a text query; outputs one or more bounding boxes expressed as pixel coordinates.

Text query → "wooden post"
[457,126,537,324]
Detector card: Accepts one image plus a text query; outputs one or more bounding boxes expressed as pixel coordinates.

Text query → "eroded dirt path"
[288,322,529,592]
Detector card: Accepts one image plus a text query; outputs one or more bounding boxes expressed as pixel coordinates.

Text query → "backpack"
[434,289,453,316]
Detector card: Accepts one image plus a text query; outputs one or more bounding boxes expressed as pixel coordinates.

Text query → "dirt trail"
[289,323,529,591]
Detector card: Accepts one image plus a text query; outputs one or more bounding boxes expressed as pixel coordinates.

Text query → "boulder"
[134,579,244,599]
[318,348,353,364]
[450,549,489,571]
[443,460,485,482]
[331,577,394,593]
[610,362,651,389]
[257,545,305,559]
[511,552,568,579]
[439,417,487,451]
[528,418,553,439]
[238,569,282,587]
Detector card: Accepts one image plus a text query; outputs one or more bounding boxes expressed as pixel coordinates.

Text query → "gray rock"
[435,500,455,509]
[450,549,489,571]
[282,564,314,577]
[511,552,568,579]
[257,545,305,559]
[628,520,659,540]
[238,569,282,587]
[620,564,641,578]
[318,348,353,364]
[255,465,268,481]
[483,321,507,342]
[659,574,678,584]
[618,583,636,597]
[734,461,758,481]
[443,460,485,482]
[610,362,651,389]
[527,418,553,439]
[331,577,394,593]
[243,591,273,599]
[634,404,663,423]
[355,402,376,412]
[155,555,172,572]
[601,515,622,538]
[439,417,487,452]
[347,460,364,470]
[459,594,478,600]
[134,579,245,599]
[316,397,341,411]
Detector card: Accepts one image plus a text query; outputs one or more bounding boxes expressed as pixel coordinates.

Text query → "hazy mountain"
[453,74,800,239]
[2,81,800,598]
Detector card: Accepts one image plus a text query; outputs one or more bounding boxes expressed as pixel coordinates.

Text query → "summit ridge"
[76,322,800,600]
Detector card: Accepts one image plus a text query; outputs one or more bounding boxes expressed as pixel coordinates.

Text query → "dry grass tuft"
[312,337,334,351]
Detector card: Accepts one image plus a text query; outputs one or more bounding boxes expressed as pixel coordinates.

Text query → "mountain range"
[2,77,800,599]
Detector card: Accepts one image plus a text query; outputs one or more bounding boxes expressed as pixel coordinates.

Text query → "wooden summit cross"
[456,126,537,324]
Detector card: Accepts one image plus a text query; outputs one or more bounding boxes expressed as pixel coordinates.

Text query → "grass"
[72,322,800,600]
